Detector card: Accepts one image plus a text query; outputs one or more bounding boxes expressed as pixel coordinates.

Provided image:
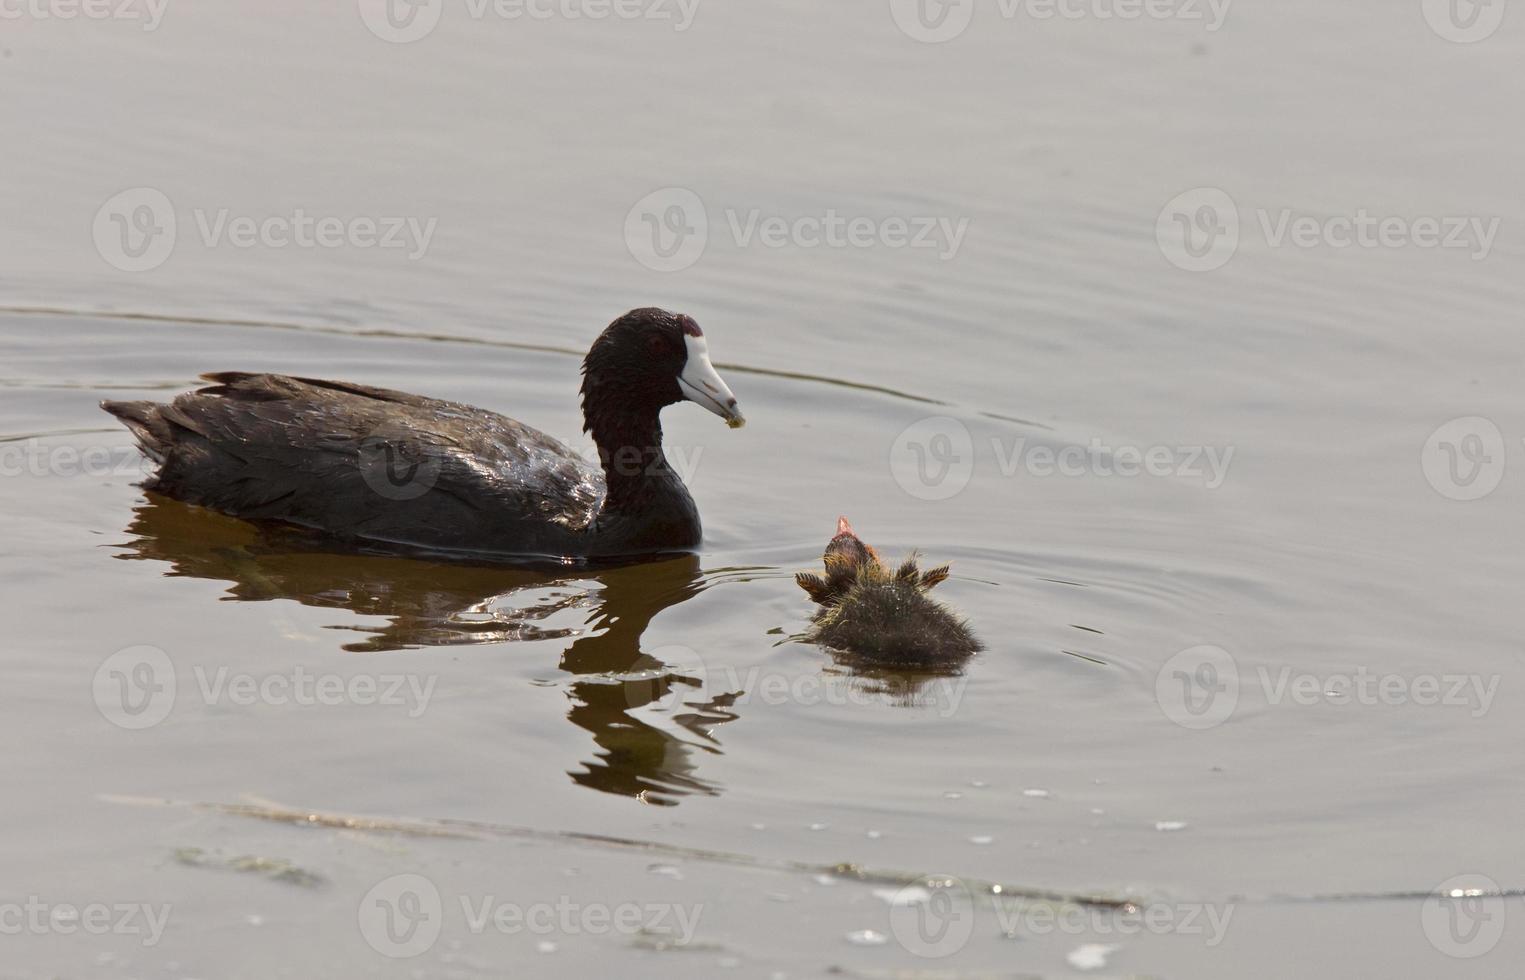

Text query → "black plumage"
[102,308,744,561]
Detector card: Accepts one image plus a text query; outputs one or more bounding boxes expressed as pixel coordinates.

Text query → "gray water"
[3,2,1524,977]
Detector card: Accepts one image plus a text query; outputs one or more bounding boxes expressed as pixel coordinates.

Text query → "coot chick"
[102,308,744,560]
[796,517,981,664]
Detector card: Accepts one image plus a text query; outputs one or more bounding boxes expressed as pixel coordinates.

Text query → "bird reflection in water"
[112,495,739,805]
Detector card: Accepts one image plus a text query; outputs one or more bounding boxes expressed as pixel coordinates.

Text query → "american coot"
[102,308,745,560]
[797,517,981,664]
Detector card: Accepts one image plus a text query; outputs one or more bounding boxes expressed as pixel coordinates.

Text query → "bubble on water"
[846,930,888,946]
[808,822,829,831]
[812,874,837,887]
[970,779,988,788]
[943,791,964,800]
[1068,943,1119,971]
[873,885,931,906]
[648,863,684,879]
[970,835,994,845]
[537,941,558,954]
[1023,788,1050,798]
[1155,821,1188,832]
[866,830,882,839]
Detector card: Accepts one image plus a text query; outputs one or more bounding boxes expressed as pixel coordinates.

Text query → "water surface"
[3,2,1524,976]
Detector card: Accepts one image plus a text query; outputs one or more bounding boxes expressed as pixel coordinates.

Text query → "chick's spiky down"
[797,528,981,665]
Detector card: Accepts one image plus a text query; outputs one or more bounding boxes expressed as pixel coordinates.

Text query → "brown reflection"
[559,559,739,805]
[817,651,973,712]
[113,494,738,805]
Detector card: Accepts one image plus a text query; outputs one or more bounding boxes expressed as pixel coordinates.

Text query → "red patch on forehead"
[677,315,703,337]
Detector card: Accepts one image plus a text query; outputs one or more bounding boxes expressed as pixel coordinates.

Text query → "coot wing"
[111,373,602,554]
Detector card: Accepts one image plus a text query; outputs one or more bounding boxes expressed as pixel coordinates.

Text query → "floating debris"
[173,847,326,888]
[107,794,1139,909]
[629,928,723,953]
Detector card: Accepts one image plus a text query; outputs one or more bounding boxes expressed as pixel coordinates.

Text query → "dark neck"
[583,394,685,516]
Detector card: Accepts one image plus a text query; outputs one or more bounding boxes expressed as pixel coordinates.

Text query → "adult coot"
[102,308,744,560]
[797,517,981,664]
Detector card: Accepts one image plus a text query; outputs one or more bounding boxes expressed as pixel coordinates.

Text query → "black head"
[580,308,744,434]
